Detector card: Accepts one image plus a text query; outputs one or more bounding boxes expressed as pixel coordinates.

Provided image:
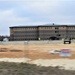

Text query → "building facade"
[10,25,75,41]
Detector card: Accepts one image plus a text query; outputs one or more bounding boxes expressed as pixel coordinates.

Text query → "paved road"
[0,40,75,45]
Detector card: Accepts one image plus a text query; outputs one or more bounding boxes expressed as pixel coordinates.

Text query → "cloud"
[0,9,31,35]
[0,0,75,35]
[0,9,30,25]
[0,9,48,35]
[21,0,60,15]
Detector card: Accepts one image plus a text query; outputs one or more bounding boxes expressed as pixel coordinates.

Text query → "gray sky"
[0,0,75,35]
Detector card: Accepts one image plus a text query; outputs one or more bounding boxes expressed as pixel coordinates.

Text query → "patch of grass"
[0,62,74,75]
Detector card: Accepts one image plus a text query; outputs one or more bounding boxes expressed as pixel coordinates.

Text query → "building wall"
[10,25,75,41]
[11,27,39,41]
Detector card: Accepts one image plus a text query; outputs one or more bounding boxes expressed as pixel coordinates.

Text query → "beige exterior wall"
[10,25,75,41]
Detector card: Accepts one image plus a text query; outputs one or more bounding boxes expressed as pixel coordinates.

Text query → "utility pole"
[24,41,29,63]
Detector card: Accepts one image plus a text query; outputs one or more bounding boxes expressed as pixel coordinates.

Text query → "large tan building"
[10,25,75,41]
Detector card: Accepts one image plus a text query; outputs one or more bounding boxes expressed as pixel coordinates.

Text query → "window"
[55,31,59,33]
[55,27,59,29]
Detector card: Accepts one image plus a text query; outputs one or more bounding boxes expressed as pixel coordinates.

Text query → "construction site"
[0,40,75,75]
[0,41,75,66]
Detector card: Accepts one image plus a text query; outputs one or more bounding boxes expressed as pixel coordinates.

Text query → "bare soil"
[0,44,75,75]
[0,44,75,60]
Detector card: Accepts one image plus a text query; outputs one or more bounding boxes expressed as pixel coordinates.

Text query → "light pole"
[24,41,29,63]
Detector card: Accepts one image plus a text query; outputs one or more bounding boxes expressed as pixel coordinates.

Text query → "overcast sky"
[0,0,75,35]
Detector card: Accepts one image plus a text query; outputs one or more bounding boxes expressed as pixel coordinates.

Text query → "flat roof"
[10,24,75,28]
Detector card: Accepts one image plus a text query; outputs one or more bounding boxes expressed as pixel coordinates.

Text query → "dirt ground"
[0,44,75,60]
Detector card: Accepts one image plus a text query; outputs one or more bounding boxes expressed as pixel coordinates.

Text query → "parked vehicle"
[64,38,71,44]
[49,50,60,54]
